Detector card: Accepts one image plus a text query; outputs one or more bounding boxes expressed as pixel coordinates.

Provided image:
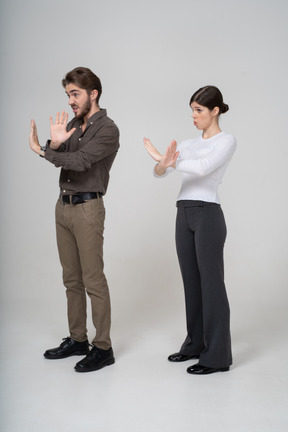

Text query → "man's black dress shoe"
[168,352,199,362]
[74,346,115,372]
[44,337,90,359]
[187,363,230,375]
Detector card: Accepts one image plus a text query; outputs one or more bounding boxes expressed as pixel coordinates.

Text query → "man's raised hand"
[50,111,76,149]
[29,119,41,154]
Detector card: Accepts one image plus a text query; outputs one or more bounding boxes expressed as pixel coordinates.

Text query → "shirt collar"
[81,108,107,125]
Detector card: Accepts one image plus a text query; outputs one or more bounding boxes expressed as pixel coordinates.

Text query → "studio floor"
[1,294,287,432]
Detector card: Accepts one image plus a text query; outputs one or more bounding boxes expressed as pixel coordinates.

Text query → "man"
[29,67,120,372]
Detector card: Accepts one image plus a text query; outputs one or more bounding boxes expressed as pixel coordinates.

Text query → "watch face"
[41,141,49,152]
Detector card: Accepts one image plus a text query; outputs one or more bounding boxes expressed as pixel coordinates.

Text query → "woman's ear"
[212,106,220,116]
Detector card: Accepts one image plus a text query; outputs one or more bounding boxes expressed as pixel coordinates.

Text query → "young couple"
[29,67,236,375]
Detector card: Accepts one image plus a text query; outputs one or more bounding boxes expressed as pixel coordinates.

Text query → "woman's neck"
[202,123,221,140]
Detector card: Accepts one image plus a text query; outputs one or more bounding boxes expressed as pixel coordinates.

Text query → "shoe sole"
[74,357,115,373]
[44,349,90,360]
[187,367,230,375]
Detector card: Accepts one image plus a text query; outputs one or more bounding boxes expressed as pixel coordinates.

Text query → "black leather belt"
[61,192,102,205]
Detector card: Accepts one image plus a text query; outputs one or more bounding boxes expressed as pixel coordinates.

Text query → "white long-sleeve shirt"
[154,132,237,204]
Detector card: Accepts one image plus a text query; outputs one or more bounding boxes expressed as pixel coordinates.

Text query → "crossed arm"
[143,137,179,176]
[30,115,177,174]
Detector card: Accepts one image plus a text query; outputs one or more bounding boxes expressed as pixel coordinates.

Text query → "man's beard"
[76,97,91,119]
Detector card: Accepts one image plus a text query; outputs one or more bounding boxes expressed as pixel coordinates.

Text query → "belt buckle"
[62,195,73,204]
[72,195,86,205]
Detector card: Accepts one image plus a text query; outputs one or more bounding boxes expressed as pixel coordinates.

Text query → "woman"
[144,86,236,375]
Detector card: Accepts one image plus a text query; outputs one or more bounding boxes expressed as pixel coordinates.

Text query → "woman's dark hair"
[189,85,229,114]
[62,67,102,104]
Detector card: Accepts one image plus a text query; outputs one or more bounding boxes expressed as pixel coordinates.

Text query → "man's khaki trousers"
[55,197,111,350]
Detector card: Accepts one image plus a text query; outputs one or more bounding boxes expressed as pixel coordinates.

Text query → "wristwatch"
[39,141,49,158]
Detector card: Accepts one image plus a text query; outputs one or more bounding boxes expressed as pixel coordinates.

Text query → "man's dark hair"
[62,67,102,104]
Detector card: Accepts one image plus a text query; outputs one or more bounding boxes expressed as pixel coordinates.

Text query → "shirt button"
[63,190,66,193]
[67,179,70,182]
[79,138,81,141]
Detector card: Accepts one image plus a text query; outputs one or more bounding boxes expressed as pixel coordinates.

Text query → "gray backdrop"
[1,0,287,353]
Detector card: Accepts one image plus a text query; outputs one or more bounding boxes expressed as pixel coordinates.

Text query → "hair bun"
[190,86,229,116]
[221,103,229,114]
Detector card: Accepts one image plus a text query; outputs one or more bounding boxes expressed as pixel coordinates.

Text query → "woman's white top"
[154,132,236,204]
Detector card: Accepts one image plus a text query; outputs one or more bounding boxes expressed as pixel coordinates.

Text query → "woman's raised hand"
[144,138,179,176]
[143,137,163,162]
[161,140,179,168]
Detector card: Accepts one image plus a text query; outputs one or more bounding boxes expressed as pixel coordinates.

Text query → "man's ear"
[90,89,98,102]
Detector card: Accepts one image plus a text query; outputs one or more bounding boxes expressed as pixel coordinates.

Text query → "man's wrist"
[39,143,48,158]
[39,148,46,158]
[50,140,61,149]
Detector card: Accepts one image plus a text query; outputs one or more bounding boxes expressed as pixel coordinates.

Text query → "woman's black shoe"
[168,352,199,362]
[187,363,230,375]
